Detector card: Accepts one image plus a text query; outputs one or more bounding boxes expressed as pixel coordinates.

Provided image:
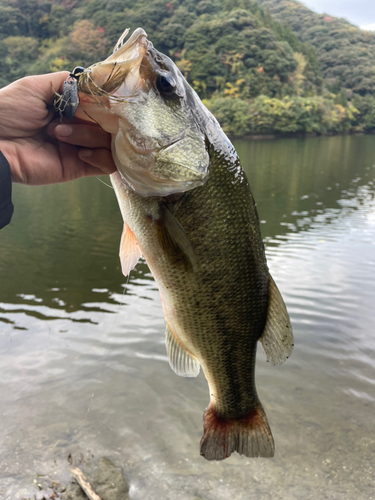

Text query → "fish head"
[77,28,210,197]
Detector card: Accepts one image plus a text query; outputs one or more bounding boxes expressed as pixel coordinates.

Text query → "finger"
[55,141,116,182]
[78,148,117,175]
[25,71,70,104]
[49,122,112,150]
[1,73,71,133]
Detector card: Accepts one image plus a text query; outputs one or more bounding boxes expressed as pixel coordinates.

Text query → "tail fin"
[200,403,274,460]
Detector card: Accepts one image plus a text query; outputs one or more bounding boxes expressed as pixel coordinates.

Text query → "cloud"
[361,23,375,31]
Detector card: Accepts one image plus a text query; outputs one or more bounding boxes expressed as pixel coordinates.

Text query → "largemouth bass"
[76,28,293,460]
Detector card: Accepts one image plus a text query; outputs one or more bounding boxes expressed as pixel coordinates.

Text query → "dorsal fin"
[259,274,294,365]
[119,222,142,276]
[165,322,200,377]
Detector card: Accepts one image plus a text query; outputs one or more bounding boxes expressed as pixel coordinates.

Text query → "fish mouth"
[77,27,148,99]
[113,128,208,197]
[124,126,186,156]
[114,163,207,198]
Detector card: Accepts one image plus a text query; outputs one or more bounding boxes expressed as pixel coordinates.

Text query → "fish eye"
[155,72,177,97]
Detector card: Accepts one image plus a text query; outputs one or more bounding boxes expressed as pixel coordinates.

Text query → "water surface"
[1,135,375,499]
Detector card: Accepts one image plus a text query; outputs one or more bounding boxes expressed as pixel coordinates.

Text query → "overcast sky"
[301,0,375,30]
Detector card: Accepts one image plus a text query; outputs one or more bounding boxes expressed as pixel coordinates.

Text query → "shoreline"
[229,129,375,141]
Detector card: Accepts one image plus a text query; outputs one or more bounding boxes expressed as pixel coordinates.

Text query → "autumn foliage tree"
[69,20,107,66]
[1,0,375,135]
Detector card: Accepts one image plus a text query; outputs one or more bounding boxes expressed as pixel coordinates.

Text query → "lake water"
[1,134,375,499]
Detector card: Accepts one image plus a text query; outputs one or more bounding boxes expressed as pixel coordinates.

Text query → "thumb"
[26,71,71,105]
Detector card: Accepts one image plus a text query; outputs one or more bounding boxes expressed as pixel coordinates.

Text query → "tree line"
[1,0,374,136]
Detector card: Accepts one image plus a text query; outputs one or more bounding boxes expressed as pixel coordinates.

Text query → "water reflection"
[1,135,375,499]
[236,134,375,239]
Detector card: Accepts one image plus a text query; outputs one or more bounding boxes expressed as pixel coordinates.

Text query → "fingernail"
[46,122,58,137]
[55,124,73,137]
[79,149,92,158]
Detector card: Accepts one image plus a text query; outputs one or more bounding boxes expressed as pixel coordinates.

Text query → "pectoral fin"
[155,205,197,272]
[259,274,294,365]
[165,322,200,377]
[119,222,142,276]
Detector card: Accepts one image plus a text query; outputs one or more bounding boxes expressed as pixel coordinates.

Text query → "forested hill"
[1,0,375,136]
[257,0,375,96]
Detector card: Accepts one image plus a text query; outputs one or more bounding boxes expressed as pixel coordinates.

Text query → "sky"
[301,0,375,30]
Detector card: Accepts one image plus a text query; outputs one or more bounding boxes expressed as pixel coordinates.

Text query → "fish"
[76,28,294,460]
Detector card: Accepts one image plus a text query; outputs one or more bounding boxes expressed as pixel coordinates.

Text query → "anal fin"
[119,222,142,277]
[165,322,200,377]
[259,274,294,365]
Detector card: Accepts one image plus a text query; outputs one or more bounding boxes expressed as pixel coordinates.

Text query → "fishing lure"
[53,66,85,119]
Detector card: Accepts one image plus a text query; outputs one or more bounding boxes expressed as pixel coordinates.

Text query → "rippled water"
[1,135,375,499]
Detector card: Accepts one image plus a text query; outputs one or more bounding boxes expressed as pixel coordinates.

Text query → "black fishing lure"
[53,66,85,119]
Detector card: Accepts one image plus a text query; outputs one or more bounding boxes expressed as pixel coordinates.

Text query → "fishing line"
[95,176,114,189]
[85,272,131,418]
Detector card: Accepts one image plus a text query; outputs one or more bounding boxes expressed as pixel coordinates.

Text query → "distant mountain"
[0,0,322,96]
[1,0,374,135]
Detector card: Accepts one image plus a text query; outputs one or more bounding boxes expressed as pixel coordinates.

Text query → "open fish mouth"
[77,27,148,102]
[76,27,210,198]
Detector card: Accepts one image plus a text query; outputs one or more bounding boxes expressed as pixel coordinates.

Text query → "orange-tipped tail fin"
[200,403,274,460]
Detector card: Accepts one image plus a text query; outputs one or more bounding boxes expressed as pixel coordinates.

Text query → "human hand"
[0,72,116,185]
